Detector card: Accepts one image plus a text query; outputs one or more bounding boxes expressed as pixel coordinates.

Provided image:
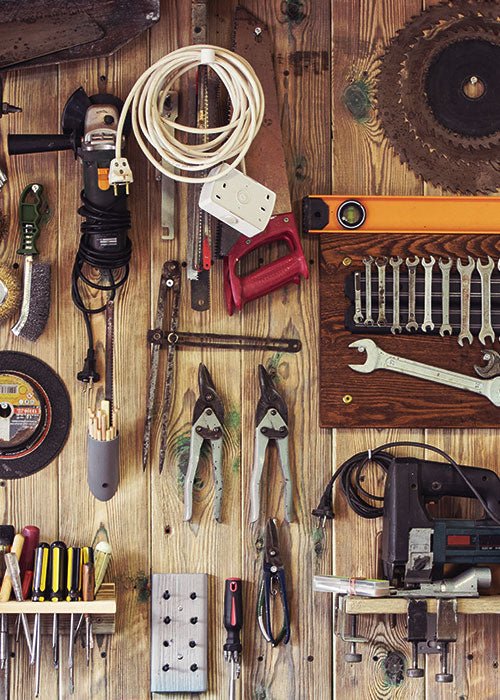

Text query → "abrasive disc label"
[0,373,42,447]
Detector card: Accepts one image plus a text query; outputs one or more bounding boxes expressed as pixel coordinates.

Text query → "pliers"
[184,364,224,522]
[250,365,292,523]
[257,519,291,646]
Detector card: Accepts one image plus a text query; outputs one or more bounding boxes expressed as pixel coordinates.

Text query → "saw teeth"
[375,1,500,193]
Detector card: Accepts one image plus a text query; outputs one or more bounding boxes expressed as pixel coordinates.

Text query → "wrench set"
[347,255,500,345]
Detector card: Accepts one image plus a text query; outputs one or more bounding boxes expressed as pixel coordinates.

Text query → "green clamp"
[17,183,48,256]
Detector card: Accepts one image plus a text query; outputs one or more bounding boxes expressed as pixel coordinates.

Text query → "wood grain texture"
[3,0,498,698]
[331,0,426,698]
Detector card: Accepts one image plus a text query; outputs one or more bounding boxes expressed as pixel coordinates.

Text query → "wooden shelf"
[345,594,500,615]
[0,583,115,615]
[0,584,116,635]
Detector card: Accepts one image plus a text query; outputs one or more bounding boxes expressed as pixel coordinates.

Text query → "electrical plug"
[108,158,134,195]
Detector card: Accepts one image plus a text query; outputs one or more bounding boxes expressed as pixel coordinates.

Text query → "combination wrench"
[363,256,374,326]
[457,256,475,346]
[405,256,419,332]
[389,256,402,334]
[438,257,452,336]
[348,338,500,407]
[354,272,363,324]
[477,256,495,345]
[375,257,388,326]
[421,256,435,332]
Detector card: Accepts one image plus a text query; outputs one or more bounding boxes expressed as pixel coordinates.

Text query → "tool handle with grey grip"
[87,434,119,501]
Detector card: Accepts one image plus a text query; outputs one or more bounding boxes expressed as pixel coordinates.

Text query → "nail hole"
[101,652,106,658]
[257,656,263,662]
[373,655,379,662]
[163,591,170,600]
[189,641,196,648]
[190,592,197,600]
[283,70,289,76]
[162,664,169,672]
[165,525,171,534]
[309,259,314,265]
[190,664,198,672]
[307,655,314,662]
[190,617,198,624]
[102,482,108,488]
[467,653,473,660]
[163,640,169,647]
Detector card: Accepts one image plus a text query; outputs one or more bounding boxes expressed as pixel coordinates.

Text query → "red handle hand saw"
[220,7,308,315]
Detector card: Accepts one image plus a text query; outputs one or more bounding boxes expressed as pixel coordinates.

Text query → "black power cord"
[313,440,500,527]
[72,190,131,384]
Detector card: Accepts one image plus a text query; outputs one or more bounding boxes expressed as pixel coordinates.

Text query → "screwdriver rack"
[0,583,116,634]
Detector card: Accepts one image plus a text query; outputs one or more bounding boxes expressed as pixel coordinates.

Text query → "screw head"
[342,394,353,404]
[342,257,352,266]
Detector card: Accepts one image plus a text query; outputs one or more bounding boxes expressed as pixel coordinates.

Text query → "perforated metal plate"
[151,573,208,693]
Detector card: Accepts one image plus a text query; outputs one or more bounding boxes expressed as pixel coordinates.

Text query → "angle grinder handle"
[8,134,75,155]
[420,459,500,520]
[223,213,309,315]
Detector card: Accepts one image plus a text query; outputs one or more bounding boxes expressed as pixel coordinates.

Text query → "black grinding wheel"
[425,39,500,137]
[0,352,71,478]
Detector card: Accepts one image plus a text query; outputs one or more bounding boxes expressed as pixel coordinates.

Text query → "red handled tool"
[220,7,308,315]
[223,578,243,700]
[224,214,308,315]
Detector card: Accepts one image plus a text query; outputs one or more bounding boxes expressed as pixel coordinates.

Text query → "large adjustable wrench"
[348,338,500,406]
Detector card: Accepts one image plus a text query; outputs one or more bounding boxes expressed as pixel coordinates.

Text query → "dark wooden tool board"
[319,232,500,428]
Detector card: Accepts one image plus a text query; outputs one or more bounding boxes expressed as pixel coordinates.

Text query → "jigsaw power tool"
[382,456,500,588]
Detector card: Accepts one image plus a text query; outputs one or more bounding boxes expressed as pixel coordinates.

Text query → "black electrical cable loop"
[313,440,500,527]
[72,190,132,381]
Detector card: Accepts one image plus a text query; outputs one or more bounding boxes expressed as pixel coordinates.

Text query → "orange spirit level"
[303,195,500,235]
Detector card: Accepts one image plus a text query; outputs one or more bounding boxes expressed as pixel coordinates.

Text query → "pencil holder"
[87,432,120,501]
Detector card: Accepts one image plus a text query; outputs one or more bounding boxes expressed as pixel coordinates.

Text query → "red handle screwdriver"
[223,578,243,700]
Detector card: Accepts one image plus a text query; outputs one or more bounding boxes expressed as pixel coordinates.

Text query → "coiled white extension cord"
[112,44,265,185]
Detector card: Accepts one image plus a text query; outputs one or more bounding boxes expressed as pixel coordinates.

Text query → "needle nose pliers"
[250,365,292,523]
[184,363,224,522]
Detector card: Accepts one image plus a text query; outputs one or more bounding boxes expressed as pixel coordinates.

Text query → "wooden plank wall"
[0,0,495,698]
[332,1,500,700]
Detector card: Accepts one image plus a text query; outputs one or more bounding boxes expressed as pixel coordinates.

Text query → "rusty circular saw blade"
[375,0,500,193]
[404,21,500,152]
[425,39,500,138]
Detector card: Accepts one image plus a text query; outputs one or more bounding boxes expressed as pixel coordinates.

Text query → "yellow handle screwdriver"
[0,534,24,602]
[66,547,80,696]
[49,542,66,670]
[32,543,49,698]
